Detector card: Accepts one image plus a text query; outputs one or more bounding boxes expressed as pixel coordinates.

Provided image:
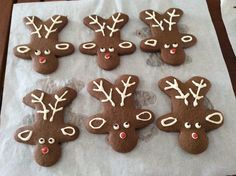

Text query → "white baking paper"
[0,0,236,175]
[221,0,236,55]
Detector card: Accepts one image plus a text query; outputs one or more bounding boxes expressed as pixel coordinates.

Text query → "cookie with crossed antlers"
[140,8,197,65]
[14,87,79,167]
[85,75,154,153]
[156,76,224,154]
[79,13,136,70]
[14,15,74,74]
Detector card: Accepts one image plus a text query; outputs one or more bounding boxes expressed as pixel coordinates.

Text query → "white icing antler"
[44,15,63,39]
[115,76,136,107]
[89,15,106,36]
[31,93,49,120]
[144,11,164,31]
[25,16,43,38]
[93,80,115,107]
[107,13,124,37]
[164,79,190,106]
[189,79,207,107]
[163,9,180,31]
[48,90,68,122]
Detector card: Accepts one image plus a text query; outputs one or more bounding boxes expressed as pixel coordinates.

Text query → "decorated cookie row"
[14,75,224,167]
[14,8,197,74]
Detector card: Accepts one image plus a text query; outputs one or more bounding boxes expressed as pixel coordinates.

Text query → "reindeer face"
[157,76,224,154]
[14,15,74,74]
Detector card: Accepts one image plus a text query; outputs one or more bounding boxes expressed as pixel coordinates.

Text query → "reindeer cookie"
[85,75,154,153]
[79,13,136,70]
[14,15,74,74]
[140,8,197,65]
[156,76,224,154]
[14,87,79,167]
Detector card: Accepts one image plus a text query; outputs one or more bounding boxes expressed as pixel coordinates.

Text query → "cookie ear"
[156,113,179,132]
[15,126,35,145]
[14,45,32,59]
[180,34,197,48]
[79,41,97,55]
[85,114,109,134]
[54,42,74,57]
[117,41,136,55]
[140,38,160,52]
[134,110,154,129]
[204,111,223,132]
[59,124,79,142]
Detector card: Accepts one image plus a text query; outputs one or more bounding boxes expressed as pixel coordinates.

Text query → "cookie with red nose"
[85,75,154,153]
[156,76,224,154]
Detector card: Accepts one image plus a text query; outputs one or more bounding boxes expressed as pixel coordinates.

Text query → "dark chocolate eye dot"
[184,122,191,129]
[109,47,114,52]
[172,43,179,48]
[164,44,170,48]
[38,138,45,144]
[195,122,201,129]
[123,122,130,128]
[44,49,51,55]
[100,48,106,52]
[34,50,41,56]
[48,138,55,144]
[113,123,119,130]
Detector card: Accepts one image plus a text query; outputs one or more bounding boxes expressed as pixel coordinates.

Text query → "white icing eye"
[195,122,201,129]
[164,44,170,48]
[100,48,106,53]
[123,122,130,129]
[172,43,178,48]
[108,47,114,52]
[48,138,55,144]
[113,123,119,130]
[184,122,191,129]
[34,50,41,56]
[44,49,51,55]
[38,138,45,144]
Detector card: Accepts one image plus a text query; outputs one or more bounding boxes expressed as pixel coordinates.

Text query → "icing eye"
[48,138,55,144]
[108,47,114,52]
[172,43,178,48]
[44,49,51,55]
[113,123,119,130]
[100,48,106,53]
[123,122,130,129]
[195,122,201,129]
[184,122,191,129]
[38,138,45,144]
[164,44,170,48]
[34,50,41,56]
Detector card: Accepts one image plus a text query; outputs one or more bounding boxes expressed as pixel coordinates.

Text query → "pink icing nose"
[39,56,47,64]
[119,132,127,139]
[41,147,49,155]
[170,48,176,55]
[191,132,198,140]
[105,52,111,60]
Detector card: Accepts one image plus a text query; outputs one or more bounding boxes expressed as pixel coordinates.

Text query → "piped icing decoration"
[85,75,154,153]
[156,76,224,154]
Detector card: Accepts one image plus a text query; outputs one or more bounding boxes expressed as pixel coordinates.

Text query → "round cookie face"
[156,76,224,154]
[14,87,79,167]
[14,15,74,74]
[85,75,154,153]
[139,8,197,65]
[79,13,136,70]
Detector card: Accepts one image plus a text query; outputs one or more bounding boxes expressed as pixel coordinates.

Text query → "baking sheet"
[0,0,236,175]
[221,0,236,55]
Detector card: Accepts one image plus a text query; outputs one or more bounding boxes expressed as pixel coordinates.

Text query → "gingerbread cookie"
[15,87,79,166]
[85,75,154,153]
[140,8,197,65]
[14,15,74,74]
[79,13,136,70]
[156,76,223,154]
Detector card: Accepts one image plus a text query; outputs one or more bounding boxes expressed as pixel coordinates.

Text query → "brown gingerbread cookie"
[140,8,197,65]
[14,15,75,74]
[85,75,154,153]
[14,87,79,167]
[156,76,224,154]
[79,13,136,70]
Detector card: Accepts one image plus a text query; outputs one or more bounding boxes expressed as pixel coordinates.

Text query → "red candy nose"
[119,132,127,139]
[104,52,111,60]
[170,48,176,55]
[39,56,47,64]
[191,132,198,140]
[41,147,49,155]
